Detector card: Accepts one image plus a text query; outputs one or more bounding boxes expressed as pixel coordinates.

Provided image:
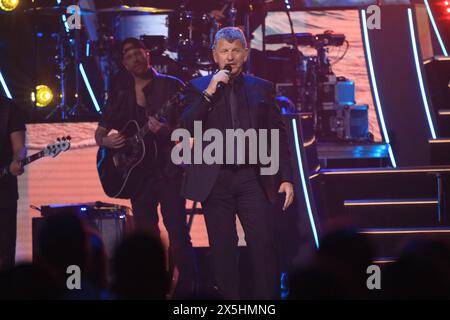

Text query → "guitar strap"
[143,76,160,117]
[144,72,174,117]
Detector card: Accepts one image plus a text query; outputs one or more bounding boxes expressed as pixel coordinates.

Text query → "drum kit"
[25,1,255,119]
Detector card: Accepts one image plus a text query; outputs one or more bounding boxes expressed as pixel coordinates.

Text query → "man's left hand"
[9,159,24,176]
[278,182,294,211]
[148,116,167,134]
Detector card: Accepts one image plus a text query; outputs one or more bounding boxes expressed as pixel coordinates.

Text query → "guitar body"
[97,120,157,199]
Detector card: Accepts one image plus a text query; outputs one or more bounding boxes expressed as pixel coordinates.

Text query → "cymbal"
[24,6,96,16]
[96,6,173,14]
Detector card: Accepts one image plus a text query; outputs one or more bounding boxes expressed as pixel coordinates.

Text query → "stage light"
[0,0,19,11]
[61,14,70,33]
[284,0,291,10]
[34,85,54,107]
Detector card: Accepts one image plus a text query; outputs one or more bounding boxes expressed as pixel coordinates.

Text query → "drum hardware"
[95,6,173,15]
[167,6,214,67]
[228,0,238,27]
[26,3,103,120]
[24,6,95,16]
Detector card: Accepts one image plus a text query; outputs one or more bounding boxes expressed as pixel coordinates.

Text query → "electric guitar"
[96,89,184,199]
[0,136,71,178]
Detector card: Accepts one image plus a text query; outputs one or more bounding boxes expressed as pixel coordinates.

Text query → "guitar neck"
[139,122,152,139]
[138,89,183,139]
[0,150,45,178]
[21,150,45,166]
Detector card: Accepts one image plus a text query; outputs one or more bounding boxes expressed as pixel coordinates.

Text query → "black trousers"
[202,166,278,300]
[0,201,17,271]
[130,173,197,298]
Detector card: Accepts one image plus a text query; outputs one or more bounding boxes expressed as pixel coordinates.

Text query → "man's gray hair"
[212,27,248,49]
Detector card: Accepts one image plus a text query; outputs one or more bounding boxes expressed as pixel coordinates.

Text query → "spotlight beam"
[361,9,397,167]
[0,71,12,99]
[292,118,320,249]
[408,8,437,139]
[424,0,448,56]
[79,63,101,113]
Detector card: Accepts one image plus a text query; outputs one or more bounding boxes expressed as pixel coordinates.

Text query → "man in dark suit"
[181,27,294,299]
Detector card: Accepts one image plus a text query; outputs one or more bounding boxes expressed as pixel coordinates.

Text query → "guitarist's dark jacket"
[99,69,185,179]
[181,74,293,203]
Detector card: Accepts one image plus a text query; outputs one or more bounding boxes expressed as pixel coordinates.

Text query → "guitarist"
[94,38,196,298]
[0,95,26,271]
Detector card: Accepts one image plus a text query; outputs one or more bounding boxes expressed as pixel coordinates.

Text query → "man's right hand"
[102,133,125,149]
[205,69,231,96]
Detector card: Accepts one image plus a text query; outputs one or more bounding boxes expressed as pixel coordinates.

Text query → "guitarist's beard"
[131,66,153,80]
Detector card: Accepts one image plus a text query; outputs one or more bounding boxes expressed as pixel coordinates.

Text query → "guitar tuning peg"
[67,136,71,140]
[57,138,61,141]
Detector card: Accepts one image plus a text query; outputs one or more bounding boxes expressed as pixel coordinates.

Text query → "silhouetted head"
[385,239,450,299]
[318,228,374,270]
[112,231,168,300]
[38,211,90,281]
[85,228,108,291]
[288,228,375,299]
[0,262,63,300]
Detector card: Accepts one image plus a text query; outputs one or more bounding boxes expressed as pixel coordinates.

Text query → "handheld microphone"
[216,64,232,90]
[223,64,232,73]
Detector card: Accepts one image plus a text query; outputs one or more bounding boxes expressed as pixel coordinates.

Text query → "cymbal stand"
[46,22,70,120]
[229,0,237,27]
[66,25,85,117]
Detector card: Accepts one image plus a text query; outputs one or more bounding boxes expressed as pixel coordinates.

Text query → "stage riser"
[345,201,439,229]
[317,169,450,260]
[430,140,450,165]
[321,173,438,215]
[360,230,450,259]
[437,113,450,138]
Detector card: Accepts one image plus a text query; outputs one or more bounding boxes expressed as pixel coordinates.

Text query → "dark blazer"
[181,73,293,203]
